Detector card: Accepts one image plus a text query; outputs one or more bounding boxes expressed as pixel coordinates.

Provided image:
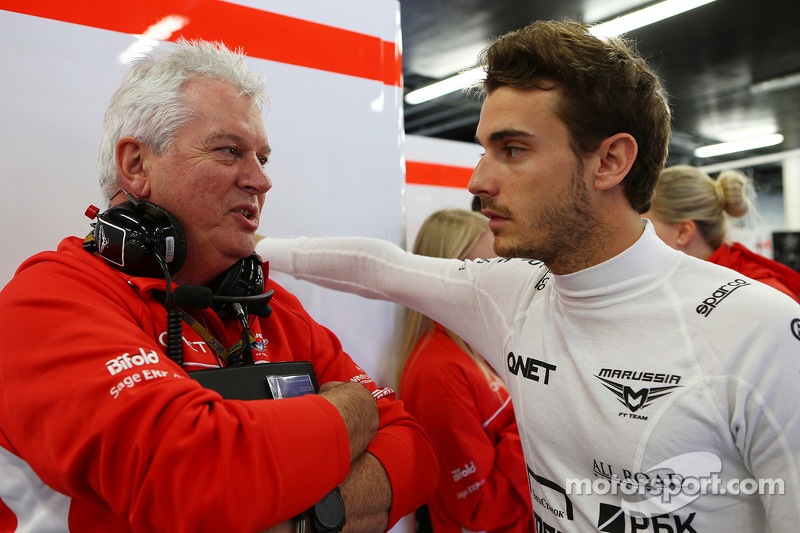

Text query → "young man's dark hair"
[479,19,671,213]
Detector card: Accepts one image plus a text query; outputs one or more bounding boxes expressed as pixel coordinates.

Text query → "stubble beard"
[494,169,605,274]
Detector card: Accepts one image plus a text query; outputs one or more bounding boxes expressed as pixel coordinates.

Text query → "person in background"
[399,209,533,533]
[644,164,800,302]
[0,39,437,533]
[256,20,800,531]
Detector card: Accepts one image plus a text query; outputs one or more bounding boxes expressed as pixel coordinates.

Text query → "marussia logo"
[595,375,680,413]
[97,224,108,253]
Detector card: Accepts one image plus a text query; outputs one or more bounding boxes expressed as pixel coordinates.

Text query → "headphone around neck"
[84,197,266,301]
[83,195,271,367]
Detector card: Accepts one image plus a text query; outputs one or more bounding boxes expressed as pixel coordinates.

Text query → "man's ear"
[116,137,152,199]
[592,133,638,191]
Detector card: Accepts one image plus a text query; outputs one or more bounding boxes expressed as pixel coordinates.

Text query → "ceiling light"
[693,133,784,158]
[589,0,717,38]
[750,71,800,95]
[119,15,189,64]
[405,0,717,106]
[404,68,484,105]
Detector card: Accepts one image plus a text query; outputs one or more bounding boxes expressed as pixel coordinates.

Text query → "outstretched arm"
[256,236,494,353]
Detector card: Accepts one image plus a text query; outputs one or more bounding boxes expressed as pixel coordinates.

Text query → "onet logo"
[595,375,680,413]
[507,352,557,385]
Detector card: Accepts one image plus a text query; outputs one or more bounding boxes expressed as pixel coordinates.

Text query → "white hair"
[97,39,268,201]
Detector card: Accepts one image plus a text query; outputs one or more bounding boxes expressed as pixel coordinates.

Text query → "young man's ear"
[115,137,153,200]
[592,133,638,191]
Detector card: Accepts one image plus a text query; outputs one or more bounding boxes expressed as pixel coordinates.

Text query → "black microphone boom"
[171,285,274,367]
[172,285,214,309]
[172,285,274,309]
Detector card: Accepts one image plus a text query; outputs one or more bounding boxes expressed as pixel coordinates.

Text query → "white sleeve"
[255,236,526,365]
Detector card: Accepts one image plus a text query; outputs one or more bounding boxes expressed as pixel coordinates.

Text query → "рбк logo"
[598,503,697,533]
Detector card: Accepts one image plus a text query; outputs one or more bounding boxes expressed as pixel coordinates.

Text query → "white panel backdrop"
[404,135,484,246]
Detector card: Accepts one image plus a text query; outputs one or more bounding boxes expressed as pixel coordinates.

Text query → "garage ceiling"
[399,0,800,187]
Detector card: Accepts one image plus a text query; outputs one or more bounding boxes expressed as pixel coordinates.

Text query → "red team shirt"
[401,324,534,533]
[708,242,800,303]
[0,236,437,532]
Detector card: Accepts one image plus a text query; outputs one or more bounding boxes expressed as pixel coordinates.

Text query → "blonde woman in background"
[398,209,533,533]
[645,165,800,302]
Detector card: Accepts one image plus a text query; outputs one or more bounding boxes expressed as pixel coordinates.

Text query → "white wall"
[403,135,483,247]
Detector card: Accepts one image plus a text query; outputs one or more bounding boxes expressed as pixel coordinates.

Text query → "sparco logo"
[598,503,697,533]
[696,278,750,317]
[507,352,556,384]
[106,348,160,375]
[595,368,681,414]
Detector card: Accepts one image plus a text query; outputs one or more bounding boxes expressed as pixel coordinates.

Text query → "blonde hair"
[397,209,497,391]
[649,165,755,249]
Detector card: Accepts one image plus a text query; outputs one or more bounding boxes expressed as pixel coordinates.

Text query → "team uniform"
[708,242,800,303]
[401,324,533,533]
[0,236,437,533]
[257,221,800,532]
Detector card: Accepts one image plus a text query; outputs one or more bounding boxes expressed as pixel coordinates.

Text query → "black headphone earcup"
[146,202,187,273]
[93,200,186,278]
[210,253,269,319]
[211,253,264,297]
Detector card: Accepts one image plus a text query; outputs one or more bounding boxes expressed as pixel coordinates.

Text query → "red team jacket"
[0,237,437,532]
[708,242,800,303]
[400,325,534,533]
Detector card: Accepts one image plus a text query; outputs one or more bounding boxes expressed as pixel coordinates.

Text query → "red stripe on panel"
[0,0,402,86]
[405,161,474,189]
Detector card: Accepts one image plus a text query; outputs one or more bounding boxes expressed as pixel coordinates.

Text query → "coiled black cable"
[153,252,183,366]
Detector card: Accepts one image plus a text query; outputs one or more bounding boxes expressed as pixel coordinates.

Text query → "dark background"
[399,0,800,193]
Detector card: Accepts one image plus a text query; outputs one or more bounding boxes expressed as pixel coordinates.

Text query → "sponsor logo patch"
[696,278,750,317]
[507,352,556,384]
[451,461,477,482]
[105,348,160,375]
[595,368,682,418]
[791,318,800,341]
[527,463,574,522]
[597,503,697,533]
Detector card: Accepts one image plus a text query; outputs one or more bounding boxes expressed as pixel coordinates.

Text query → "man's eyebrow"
[475,128,532,145]
[205,131,243,144]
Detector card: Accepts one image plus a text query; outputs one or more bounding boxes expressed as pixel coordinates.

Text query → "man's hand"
[319,381,379,462]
